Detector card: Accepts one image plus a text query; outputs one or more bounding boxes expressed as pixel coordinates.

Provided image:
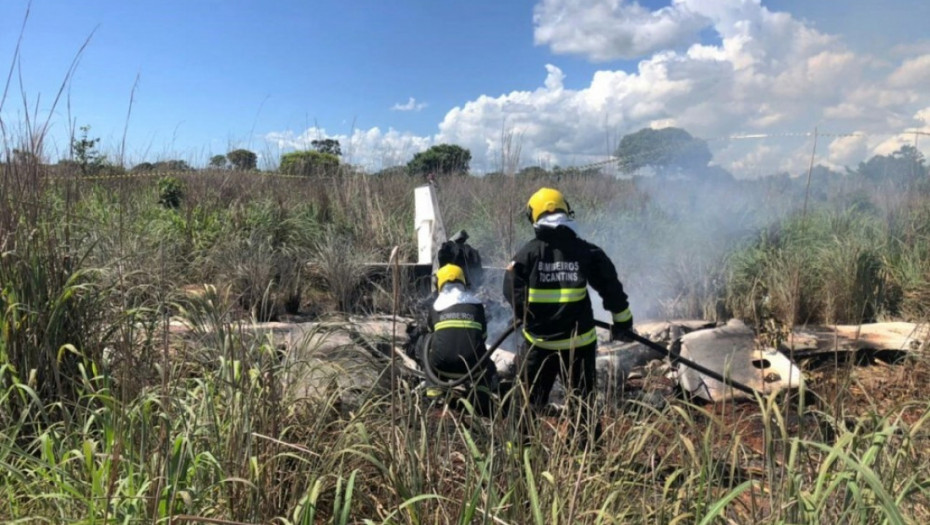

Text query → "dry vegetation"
[2,141,930,523]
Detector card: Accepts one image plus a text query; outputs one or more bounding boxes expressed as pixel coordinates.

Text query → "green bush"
[157,176,185,209]
[280,150,339,176]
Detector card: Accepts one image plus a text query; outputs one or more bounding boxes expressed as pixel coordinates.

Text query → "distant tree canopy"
[518,166,550,178]
[311,139,342,157]
[407,144,471,176]
[130,160,191,172]
[615,127,712,174]
[372,165,406,177]
[855,144,927,185]
[156,160,193,172]
[280,150,340,176]
[227,149,257,171]
[209,154,228,169]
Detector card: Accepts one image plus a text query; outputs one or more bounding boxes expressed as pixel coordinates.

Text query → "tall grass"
[726,204,930,325]
[3,134,930,521]
[4,331,929,522]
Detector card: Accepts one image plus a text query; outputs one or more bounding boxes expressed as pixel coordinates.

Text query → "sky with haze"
[2,0,930,177]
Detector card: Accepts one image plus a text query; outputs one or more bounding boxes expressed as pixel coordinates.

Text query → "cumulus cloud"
[915,107,930,129]
[391,97,428,112]
[887,54,930,88]
[431,0,930,176]
[827,134,870,168]
[264,126,432,172]
[533,0,710,60]
[264,1,930,177]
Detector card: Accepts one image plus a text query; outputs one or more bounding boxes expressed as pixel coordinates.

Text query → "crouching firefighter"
[422,263,498,417]
[504,187,634,448]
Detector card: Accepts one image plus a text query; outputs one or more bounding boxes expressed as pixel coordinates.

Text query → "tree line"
[7,124,927,185]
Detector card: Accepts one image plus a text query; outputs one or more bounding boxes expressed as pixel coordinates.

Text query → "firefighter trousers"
[516,340,603,447]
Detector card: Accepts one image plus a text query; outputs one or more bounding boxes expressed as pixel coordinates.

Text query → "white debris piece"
[677,319,804,401]
[787,322,928,355]
[490,347,517,379]
[414,184,447,268]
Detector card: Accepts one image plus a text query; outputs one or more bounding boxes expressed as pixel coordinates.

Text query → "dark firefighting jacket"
[503,225,630,349]
[427,296,488,376]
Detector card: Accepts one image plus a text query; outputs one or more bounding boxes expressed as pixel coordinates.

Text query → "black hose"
[419,321,518,389]
[592,320,761,397]
[419,318,762,397]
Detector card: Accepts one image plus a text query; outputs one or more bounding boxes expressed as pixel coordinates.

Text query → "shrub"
[157,176,185,209]
[280,150,340,176]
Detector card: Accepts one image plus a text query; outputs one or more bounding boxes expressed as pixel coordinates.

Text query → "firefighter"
[503,187,633,447]
[423,263,497,416]
[437,229,484,289]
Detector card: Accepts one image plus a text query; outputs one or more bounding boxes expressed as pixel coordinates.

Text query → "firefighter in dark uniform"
[503,187,633,446]
[424,263,497,416]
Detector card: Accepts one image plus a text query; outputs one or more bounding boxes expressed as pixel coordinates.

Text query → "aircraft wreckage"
[278,184,926,406]
[170,184,928,406]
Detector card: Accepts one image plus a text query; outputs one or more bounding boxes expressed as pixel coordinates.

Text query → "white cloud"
[915,107,930,129]
[391,97,428,112]
[827,134,869,168]
[429,0,930,176]
[265,1,930,177]
[888,54,930,88]
[533,0,710,60]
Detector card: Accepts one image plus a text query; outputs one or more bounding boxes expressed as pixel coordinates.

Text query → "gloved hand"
[610,319,635,343]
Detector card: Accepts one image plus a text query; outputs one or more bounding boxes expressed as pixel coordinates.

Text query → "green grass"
[2,157,930,522]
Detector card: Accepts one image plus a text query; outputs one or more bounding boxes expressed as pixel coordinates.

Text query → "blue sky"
[2,0,930,175]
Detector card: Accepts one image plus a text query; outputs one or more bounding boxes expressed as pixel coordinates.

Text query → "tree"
[311,138,342,156]
[209,154,228,169]
[153,160,193,172]
[132,162,155,173]
[615,127,712,174]
[406,144,471,176]
[280,150,340,176]
[72,125,107,176]
[856,144,927,185]
[227,149,257,171]
[517,166,551,178]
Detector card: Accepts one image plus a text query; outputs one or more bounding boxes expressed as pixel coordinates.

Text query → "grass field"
[2,157,929,523]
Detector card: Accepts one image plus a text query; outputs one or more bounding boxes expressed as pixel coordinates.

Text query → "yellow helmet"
[526,187,572,224]
[435,263,467,291]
